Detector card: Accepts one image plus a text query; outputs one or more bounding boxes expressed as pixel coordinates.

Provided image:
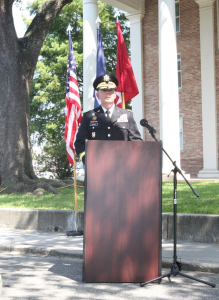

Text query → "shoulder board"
[83,110,89,114]
[127,109,132,112]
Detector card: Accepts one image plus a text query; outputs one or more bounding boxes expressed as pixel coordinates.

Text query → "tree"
[0,0,72,186]
[28,0,130,178]
[27,0,83,179]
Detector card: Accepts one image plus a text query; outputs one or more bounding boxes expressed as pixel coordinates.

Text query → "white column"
[159,0,181,173]
[195,0,219,178]
[83,0,98,112]
[126,13,144,138]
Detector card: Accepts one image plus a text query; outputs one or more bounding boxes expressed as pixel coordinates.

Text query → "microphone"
[140,119,156,134]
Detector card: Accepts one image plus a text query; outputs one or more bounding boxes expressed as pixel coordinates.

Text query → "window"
[175,1,180,33]
[179,115,183,150]
[177,54,182,89]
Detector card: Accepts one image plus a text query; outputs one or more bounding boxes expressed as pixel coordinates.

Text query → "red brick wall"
[143,0,205,176]
[177,0,203,176]
[143,0,160,142]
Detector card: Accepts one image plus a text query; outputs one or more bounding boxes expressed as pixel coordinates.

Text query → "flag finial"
[95,16,101,28]
[66,24,72,35]
[114,10,120,22]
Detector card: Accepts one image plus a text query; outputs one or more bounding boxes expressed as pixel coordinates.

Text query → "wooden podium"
[83,140,162,283]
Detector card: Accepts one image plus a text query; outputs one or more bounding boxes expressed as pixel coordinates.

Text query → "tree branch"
[0,0,14,12]
[18,0,72,65]
[16,0,72,88]
[0,0,16,40]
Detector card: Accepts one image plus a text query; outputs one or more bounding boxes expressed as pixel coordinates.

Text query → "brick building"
[143,0,204,176]
[82,0,219,178]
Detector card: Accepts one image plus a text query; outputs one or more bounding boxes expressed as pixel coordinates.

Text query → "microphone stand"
[140,122,216,288]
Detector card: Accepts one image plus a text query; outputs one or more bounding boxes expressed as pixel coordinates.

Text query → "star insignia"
[104,75,109,82]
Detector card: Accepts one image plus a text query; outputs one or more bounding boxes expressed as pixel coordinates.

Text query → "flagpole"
[65,24,82,236]
[74,152,78,233]
[114,10,120,22]
[95,15,101,28]
[67,24,78,217]
[74,152,78,214]
[122,92,125,109]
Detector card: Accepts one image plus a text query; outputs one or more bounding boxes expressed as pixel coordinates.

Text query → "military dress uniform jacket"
[75,105,142,158]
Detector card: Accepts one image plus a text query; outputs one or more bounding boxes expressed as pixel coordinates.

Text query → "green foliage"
[98,3,130,75]
[37,135,74,179]
[29,0,83,143]
[27,0,130,173]
[28,0,83,177]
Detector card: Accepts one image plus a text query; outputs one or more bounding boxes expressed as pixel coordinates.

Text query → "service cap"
[93,74,119,90]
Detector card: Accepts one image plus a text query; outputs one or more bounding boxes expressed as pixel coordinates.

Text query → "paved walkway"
[1,253,218,300]
[0,228,218,274]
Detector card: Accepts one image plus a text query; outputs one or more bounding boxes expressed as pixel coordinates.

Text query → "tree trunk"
[0,0,72,185]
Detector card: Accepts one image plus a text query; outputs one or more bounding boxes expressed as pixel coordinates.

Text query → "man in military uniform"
[75,74,142,164]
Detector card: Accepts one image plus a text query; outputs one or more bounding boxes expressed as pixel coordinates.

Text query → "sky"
[12,0,32,37]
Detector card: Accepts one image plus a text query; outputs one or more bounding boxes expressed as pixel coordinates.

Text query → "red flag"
[64,35,82,165]
[115,22,139,108]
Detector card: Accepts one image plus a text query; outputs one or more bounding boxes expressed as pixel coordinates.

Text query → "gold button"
[93,127,94,129]
[108,134,111,137]
[108,127,110,129]
[123,126,125,128]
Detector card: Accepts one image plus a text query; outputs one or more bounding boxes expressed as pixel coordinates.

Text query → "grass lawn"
[162,181,219,214]
[0,181,218,214]
[0,186,85,211]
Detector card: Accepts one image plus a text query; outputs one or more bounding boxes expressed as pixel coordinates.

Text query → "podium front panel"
[84,141,162,282]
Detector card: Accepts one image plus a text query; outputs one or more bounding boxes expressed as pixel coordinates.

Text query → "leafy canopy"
[27,0,130,178]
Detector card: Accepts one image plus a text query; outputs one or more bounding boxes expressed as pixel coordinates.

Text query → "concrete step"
[0,209,219,244]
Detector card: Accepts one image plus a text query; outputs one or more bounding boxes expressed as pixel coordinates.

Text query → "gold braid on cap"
[97,81,116,89]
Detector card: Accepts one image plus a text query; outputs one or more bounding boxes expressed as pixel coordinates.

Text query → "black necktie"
[106,110,110,122]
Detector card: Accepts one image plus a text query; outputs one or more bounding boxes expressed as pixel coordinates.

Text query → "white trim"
[101,0,143,13]
[83,0,98,112]
[175,1,180,33]
[195,0,216,9]
[217,0,219,51]
[177,53,182,89]
[197,0,218,177]
[126,13,145,138]
[179,114,183,150]
[159,0,181,173]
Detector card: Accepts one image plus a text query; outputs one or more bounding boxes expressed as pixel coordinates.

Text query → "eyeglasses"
[100,89,115,94]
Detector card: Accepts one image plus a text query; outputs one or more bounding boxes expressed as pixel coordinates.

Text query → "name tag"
[117,114,128,123]
[90,121,98,127]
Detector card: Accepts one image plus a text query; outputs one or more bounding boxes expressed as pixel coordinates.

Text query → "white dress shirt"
[101,104,115,118]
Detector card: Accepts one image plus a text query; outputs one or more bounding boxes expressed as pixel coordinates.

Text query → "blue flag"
[94,28,106,108]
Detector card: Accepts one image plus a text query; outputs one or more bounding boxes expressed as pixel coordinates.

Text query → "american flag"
[64,35,82,165]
